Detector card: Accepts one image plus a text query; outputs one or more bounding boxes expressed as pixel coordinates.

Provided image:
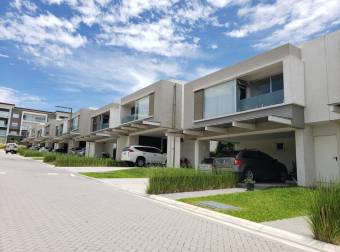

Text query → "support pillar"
[167,135,181,167]
[295,126,316,186]
[115,135,128,161]
[194,140,210,170]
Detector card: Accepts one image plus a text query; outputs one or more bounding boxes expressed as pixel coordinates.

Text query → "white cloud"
[50,48,183,95]
[99,17,198,57]
[0,86,46,107]
[0,12,86,64]
[226,0,340,48]
[210,44,218,49]
[0,53,9,58]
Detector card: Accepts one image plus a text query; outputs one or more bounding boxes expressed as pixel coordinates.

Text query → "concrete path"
[56,166,132,173]
[263,217,313,238]
[0,151,311,251]
[99,178,149,195]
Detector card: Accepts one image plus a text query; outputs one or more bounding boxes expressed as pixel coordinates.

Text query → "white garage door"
[314,135,340,181]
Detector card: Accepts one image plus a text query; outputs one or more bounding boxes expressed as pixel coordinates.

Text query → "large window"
[203,80,236,119]
[136,96,150,119]
[23,113,46,123]
[70,116,79,131]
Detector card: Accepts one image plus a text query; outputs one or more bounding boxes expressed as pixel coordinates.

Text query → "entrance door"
[314,135,339,181]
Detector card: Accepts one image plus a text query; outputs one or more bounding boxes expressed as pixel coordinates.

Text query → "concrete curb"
[146,194,340,252]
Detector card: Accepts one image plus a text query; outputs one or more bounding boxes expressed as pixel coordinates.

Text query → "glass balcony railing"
[0,111,9,118]
[121,114,149,124]
[237,90,284,112]
[102,122,109,129]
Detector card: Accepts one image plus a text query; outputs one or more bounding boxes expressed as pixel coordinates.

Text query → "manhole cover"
[197,201,241,210]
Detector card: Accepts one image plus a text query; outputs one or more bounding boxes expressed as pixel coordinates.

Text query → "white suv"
[121,145,167,167]
[5,143,18,154]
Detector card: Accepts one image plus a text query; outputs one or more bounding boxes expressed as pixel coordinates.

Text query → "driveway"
[0,151,308,251]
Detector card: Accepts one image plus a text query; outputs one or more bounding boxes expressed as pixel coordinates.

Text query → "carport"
[171,104,306,183]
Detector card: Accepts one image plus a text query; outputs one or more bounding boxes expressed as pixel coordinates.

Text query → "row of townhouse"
[23,30,340,186]
[0,102,70,144]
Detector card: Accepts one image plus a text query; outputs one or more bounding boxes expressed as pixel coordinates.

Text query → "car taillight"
[128,149,134,152]
[234,159,241,166]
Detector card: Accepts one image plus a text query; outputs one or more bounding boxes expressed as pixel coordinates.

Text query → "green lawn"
[180,187,314,222]
[81,168,164,178]
[31,157,44,160]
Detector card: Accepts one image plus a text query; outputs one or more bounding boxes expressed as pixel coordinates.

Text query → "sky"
[0,0,339,112]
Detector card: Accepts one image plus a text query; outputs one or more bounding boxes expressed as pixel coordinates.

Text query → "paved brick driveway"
[0,152,307,252]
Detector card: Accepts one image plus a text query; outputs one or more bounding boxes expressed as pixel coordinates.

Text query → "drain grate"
[197,201,241,211]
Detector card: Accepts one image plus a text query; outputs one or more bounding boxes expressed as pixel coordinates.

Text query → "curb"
[146,194,340,252]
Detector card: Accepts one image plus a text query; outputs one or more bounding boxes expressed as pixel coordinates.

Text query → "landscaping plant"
[309,180,340,245]
[147,169,236,194]
[54,155,120,167]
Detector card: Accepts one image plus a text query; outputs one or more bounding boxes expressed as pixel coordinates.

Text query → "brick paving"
[0,152,307,252]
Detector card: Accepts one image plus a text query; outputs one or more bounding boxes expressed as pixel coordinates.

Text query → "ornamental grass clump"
[21,149,44,157]
[43,153,61,163]
[309,180,340,245]
[147,169,237,194]
[54,155,117,167]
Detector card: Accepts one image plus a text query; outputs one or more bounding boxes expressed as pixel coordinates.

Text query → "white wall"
[180,140,195,167]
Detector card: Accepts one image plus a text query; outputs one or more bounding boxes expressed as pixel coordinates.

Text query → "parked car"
[212,150,288,182]
[121,145,166,167]
[198,157,214,171]
[70,147,85,156]
[5,143,18,154]
[53,148,67,153]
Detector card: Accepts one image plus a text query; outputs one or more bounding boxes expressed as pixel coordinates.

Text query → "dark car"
[213,150,288,182]
[53,148,67,153]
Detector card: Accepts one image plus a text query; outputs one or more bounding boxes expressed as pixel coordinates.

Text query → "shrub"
[309,181,340,245]
[54,155,120,167]
[0,143,5,149]
[43,153,61,163]
[18,149,44,157]
[147,169,237,194]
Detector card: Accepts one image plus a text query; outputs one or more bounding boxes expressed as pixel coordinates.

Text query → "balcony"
[121,114,149,124]
[237,89,284,112]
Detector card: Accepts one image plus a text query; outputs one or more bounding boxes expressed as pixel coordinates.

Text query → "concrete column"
[116,135,128,161]
[86,142,95,157]
[194,140,210,170]
[295,126,316,186]
[167,135,181,167]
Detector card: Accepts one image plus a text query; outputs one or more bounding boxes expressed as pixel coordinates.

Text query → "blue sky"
[0,0,339,112]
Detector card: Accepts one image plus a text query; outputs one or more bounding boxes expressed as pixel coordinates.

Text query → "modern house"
[111,80,186,165]
[177,30,340,186]
[16,29,340,186]
[53,108,93,152]
[73,102,120,158]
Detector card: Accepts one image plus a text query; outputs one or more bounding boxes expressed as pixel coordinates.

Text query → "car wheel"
[244,169,255,180]
[136,157,145,167]
[279,169,288,182]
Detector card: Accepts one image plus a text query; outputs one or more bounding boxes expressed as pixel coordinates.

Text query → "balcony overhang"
[109,119,162,136]
[171,104,304,140]
[328,102,340,114]
[192,104,304,129]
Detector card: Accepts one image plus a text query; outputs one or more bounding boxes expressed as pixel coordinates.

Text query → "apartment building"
[0,102,15,143]
[0,103,59,144]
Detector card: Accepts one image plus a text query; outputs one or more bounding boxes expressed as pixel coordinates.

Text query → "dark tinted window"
[271,74,284,92]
